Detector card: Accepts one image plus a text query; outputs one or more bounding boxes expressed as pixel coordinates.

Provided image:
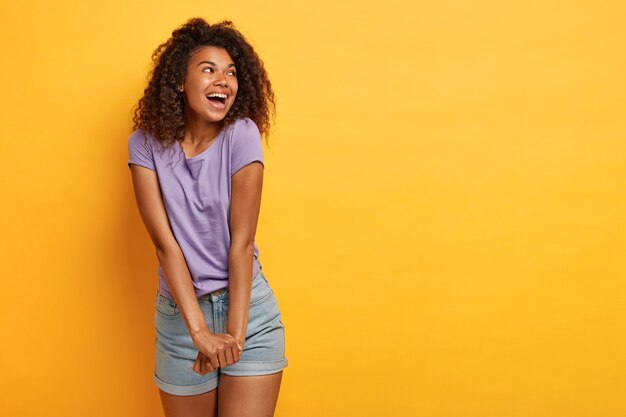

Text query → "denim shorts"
[153,269,288,396]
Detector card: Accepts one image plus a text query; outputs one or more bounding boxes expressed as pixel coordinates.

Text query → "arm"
[131,164,241,373]
[129,164,209,338]
[227,161,264,346]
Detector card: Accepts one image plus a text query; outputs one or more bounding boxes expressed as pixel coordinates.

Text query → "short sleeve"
[230,118,264,176]
[127,130,156,171]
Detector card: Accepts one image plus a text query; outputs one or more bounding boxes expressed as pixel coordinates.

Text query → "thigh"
[159,388,217,417]
[217,372,284,417]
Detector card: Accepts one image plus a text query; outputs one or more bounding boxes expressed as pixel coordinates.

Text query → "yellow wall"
[1,1,624,416]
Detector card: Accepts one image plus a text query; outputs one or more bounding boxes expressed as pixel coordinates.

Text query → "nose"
[214,71,227,86]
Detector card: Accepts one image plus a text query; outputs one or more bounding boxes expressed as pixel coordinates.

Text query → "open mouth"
[205,93,228,110]
[206,95,226,104]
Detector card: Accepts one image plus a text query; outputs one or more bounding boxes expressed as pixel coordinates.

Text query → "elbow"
[230,238,255,253]
[155,240,180,260]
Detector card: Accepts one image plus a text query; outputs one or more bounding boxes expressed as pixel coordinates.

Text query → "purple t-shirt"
[127,117,264,299]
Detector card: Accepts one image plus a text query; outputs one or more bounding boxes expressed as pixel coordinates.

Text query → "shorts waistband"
[198,270,263,303]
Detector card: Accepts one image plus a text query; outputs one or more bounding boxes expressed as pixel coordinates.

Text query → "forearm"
[156,244,209,338]
[226,241,255,341]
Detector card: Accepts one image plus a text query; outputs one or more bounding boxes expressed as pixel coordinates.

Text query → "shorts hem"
[154,373,219,396]
[220,357,289,376]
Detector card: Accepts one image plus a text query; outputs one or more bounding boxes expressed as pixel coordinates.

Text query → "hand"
[191,328,243,375]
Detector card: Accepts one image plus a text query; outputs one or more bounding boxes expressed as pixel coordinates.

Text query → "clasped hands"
[191,328,244,375]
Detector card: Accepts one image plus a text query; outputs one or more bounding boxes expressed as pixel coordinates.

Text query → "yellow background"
[1,1,625,416]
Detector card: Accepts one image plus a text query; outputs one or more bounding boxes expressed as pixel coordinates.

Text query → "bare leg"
[158,387,218,417]
[217,372,283,417]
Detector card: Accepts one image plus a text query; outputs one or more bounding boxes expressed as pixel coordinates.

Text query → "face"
[180,46,238,123]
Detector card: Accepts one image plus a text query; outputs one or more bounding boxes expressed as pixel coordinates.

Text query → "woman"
[127,17,287,417]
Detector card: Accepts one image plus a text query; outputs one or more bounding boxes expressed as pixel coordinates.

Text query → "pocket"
[155,294,182,319]
[249,273,274,307]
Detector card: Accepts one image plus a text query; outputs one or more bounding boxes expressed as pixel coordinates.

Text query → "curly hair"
[131,17,275,153]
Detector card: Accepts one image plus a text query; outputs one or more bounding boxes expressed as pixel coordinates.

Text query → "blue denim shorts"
[153,269,288,396]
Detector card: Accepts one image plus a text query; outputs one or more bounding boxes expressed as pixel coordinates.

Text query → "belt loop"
[210,286,227,303]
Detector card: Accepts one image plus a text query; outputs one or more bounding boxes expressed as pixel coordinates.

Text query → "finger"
[224,345,234,366]
[231,343,240,363]
[196,353,204,374]
[200,354,209,374]
[193,353,201,374]
[205,354,216,373]
[198,352,212,375]
[199,353,209,375]
[208,353,220,370]
[217,349,228,368]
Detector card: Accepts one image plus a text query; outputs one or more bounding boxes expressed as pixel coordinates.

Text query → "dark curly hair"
[131,17,275,153]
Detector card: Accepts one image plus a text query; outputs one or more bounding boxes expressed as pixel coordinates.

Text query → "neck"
[183,112,223,145]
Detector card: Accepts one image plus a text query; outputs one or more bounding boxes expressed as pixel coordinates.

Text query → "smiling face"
[180,45,238,124]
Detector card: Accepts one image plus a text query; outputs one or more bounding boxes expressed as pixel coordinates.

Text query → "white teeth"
[206,93,227,98]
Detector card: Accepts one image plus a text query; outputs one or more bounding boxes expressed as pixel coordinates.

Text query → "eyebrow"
[196,60,236,69]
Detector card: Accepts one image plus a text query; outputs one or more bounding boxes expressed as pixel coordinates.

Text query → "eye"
[203,67,236,76]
